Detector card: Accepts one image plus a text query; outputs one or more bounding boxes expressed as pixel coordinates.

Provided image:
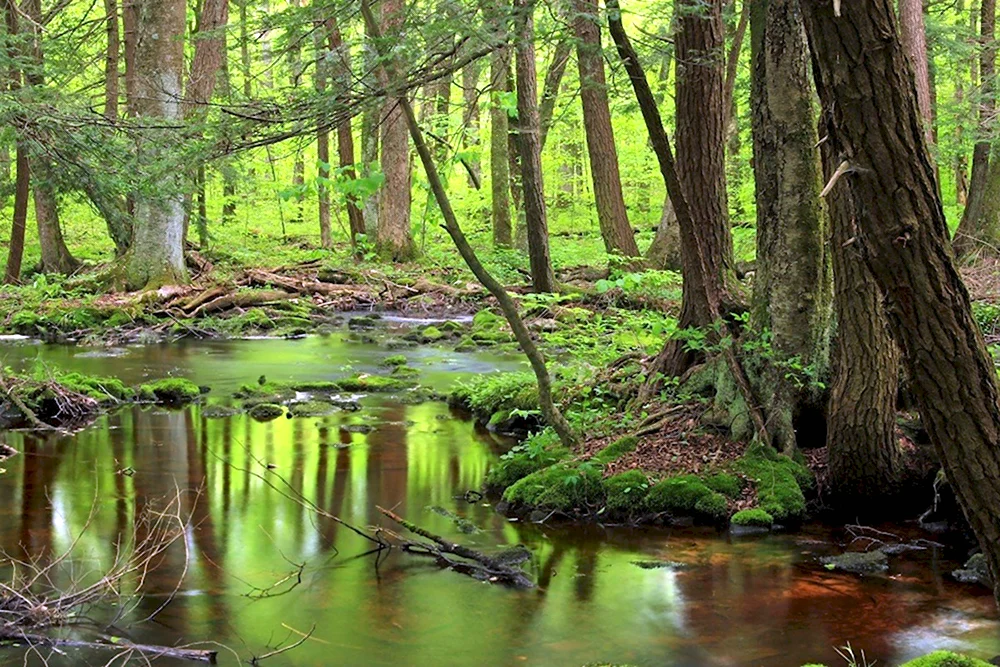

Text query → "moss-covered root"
[733,442,813,522]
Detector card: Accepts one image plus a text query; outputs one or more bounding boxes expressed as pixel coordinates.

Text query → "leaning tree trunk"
[802,0,1000,608]
[513,0,557,293]
[954,0,996,257]
[121,0,188,290]
[490,48,513,247]
[375,0,415,261]
[821,140,903,514]
[747,0,831,452]
[573,0,641,260]
[650,0,737,377]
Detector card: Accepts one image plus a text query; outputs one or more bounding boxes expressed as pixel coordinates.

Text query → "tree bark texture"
[490,48,513,247]
[514,0,557,292]
[802,0,1000,607]
[573,0,641,259]
[376,0,415,261]
[898,0,934,145]
[3,0,27,284]
[538,38,572,150]
[748,0,831,451]
[104,0,120,119]
[330,24,366,243]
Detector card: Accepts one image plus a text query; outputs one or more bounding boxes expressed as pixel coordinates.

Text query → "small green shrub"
[450,372,540,423]
[694,492,729,521]
[592,436,639,465]
[900,652,993,667]
[730,508,773,528]
[485,429,568,491]
[603,470,650,516]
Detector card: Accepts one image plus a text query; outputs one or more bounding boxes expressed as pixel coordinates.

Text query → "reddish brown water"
[0,335,996,666]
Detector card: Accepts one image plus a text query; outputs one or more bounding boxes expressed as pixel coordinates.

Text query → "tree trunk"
[490,48,513,247]
[3,0,27,284]
[376,0,415,261]
[899,0,934,146]
[122,0,188,290]
[748,0,831,451]
[538,38,572,150]
[802,0,1000,608]
[954,0,996,256]
[461,58,483,188]
[361,27,381,238]
[573,0,641,259]
[329,23,365,243]
[513,0,557,292]
[656,0,736,375]
[104,0,120,119]
[122,0,137,116]
[724,0,750,136]
[24,0,78,274]
[821,141,903,513]
[645,197,681,270]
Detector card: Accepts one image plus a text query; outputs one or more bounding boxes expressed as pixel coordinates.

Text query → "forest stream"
[0,325,997,667]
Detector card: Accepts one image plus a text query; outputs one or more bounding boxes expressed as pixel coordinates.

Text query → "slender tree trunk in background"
[802,0,1000,608]
[122,0,137,116]
[748,0,831,451]
[573,0,641,259]
[219,31,237,224]
[361,26,381,238]
[289,0,305,227]
[657,0,736,376]
[538,37,572,150]
[329,23,365,243]
[490,48,513,247]
[821,141,903,514]
[182,0,228,247]
[24,0,78,275]
[104,0,120,119]
[899,0,934,147]
[646,35,680,269]
[461,58,483,187]
[292,152,305,225]
[956,39,970,206]
[240,0,251,98]
[376,0,415,261]
[955,0,996,255]
[3,0,27,284]
[514,0,556,292]
[122,0,188,290]
[724,0,750,137]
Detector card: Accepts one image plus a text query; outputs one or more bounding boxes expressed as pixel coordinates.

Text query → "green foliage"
[694,491,729,521]
[485,429,568,491]
[899,652,994,667]
[502,460,604,513]
[602,470,650,515]
[382,354,408,367]
[592,436,639,465]
[730,508,774,528]
[138,378,203,404]
[733,443,812,522]
[56,372,132,402]
[450,372,540,423]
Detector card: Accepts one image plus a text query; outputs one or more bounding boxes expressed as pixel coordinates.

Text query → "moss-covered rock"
[390,365,420,379]
[733,443,812,522]
[603,470,650,516]
[332,374,415,393]
[899,652,994,667]
[592,436,639,465]
[503,461,604,514]
[644,475,715,514]
[59,373,133,402]
[139,378,203,404]
[382,354,408,367]
[248,403,285,421]
[730,508,774,528]
[952,553,992,588]
[484,430,569,492]
[820,550,888,574]
[704,473,742,499]
[694,491,729,521]
[202,405,243,419]
[288,401,340,418]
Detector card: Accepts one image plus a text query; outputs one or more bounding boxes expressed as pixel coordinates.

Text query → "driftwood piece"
[376,506,534,588]
[0,631,218,663]
[190,290,294,317]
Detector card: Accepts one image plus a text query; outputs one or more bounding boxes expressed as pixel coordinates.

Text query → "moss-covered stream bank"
[0,328,996,666]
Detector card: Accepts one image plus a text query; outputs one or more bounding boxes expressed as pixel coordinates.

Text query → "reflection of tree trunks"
[18,436,57,562]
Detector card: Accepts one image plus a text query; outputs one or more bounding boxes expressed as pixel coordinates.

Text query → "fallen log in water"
[0,631,218,663]
[376,506,534,588]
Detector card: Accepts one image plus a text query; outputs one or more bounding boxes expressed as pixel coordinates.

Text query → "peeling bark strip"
[801,0,1000,606]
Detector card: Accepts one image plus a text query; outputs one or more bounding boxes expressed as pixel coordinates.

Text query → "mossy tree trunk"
[122,0,188,290]
[802,0,1000,607]
[748,0,831,452]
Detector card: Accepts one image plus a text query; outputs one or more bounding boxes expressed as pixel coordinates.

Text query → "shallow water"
[0,332,997,666]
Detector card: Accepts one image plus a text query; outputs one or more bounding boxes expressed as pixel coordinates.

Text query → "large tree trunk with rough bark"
[514,0,556,292]
[375,0,415,261]
[821,141,903,513]
[748,0,831,452]
[802,0,1000,608]
[954,0,996,257]
[898,0,933,146]
[573,0,641,260]
[490,48,513,247]
[121,0,188,290]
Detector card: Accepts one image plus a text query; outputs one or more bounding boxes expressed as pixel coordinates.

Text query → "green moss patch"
[703,473,742,499]
[900,652,994,667]
[645,475,713,514]
[138,378,203,404]
[248,403,285,421]
[57,372,132,402]
[592,436,638,465]
[733,443,812,522]
[503,460,604,514]
[485,430,569,492]
[731,508,773,528]
[331,374,415,393]
[288,401,340,417]
[382,354,408,367]
[603,470,650,516]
